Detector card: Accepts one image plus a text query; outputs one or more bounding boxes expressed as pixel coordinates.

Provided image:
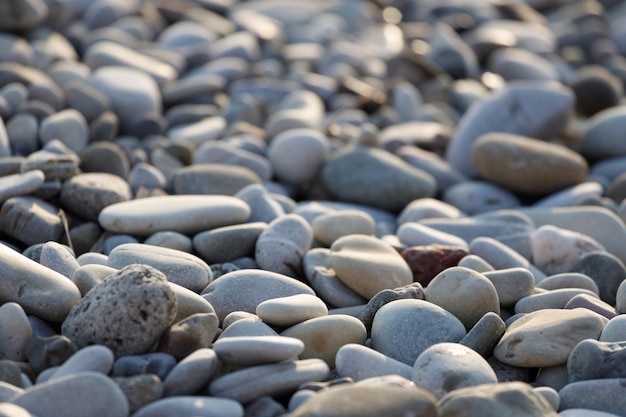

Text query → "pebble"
[400,245,468,287]
[471,132,588,194]
[47,344,114,381]
[201,269,315,323]
[144,231,193,253]
[172,163,261,196]
[264,90,324,138]
[98,195,251,236]
[193,141,272,182]
[443,180,521,215]
[425,266,500,330]
[39,109,88,153]
[311,210,376,247]
[536,272,600,295]
[255,213,313,278]
[209,358,330,405]
[574,251,626,306]
[11,372,129,417]
[213,336,304,366]
[113,374,163,414]
[371,299,466,365]
[61,264,177,356]
[335,343,413,382]
[193,222,267,264]
[0,170,44,204]
[111,352,176,380]
[329,234,412,299]
[60,172,132,222]
[1,196,65,246]
[132,396,244,417]
[570,65,622,117]
[280,315,367,368]
[267,128,329,185]
[235,184,285,223]
[0,243,80,322]
[397,222,468,249]
[256,294,328,327]
[494,308,605,367]
[107,242,212,293]
[600,315,626,342]
[470,236,546,282]
[397,198,462,224]
[438,381,558,417]
[158,312,218,360]
[482,268,535,308]
[567,339,626,383]
[24,335,76,375]
[162,348,218,397]
[580,106,626,161]
[322,146,437,212]
[412,342,498,399]
[515,288,601,314]
[559,379,626,416]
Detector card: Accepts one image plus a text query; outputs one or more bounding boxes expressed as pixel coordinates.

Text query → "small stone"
[400,244,468,287]
[158,313,219,360]
[574,251,626,306]
[568,339,626,383]
[312,210,376,247]
[167,116,226,146]
[39,242,79,279]
[99,195,251,236]
[235,184,285,223]
[443,181,521,215]
[397,223,468,249]
[570,65,622,117]
[24,335,77,375]
[11,372,129,417]
[335,343,413,382]
[494,308,605,367]
[132,396,244,417]
[329,235,413,299]
[514,288,600,314]
[459,312,506,358]
[531,225,605,276]
[264,90,323,138]
[0,171,45,204]
[108,243,212,293]
[425,267,500,330]
[471,132,588,194]
[412,342,497,399]
[470,236,546,282]
[0,0,48,31]
[359,284,425,332]
[280,315,367,368]
[113,374,163,414]
[111,353,176,380]
[322,146,436,212]
[212,336,304,367]
[39,109,88,153]
[371,299,466,365]
[267,128,329,185]
[209,359,330,405]
[201,269,315,323]
[483,268,535,308]
[580,106,626,161]
[0,359,22,387]
[439,381,558,417]
[79,142,129,178]
[48,344,114,381]
[193,222,267,264]
[144,231,193,253]
[61,264,178,356]
[163,348,218,397]
[193,141,272,181]
[0,302,32,361]
[171,164,261,196]
[559,379,626,416]
[536,273,600,295]
[256,294,328,328]
[0,196,64,246]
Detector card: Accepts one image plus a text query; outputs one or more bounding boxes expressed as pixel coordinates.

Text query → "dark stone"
[359,283,425,331]
[0,359,22,387]
[571,65,622,116]
[113,374,163,414]
[573,251,626,305]
[568,339,626,382]
[24,335,77,374]
[158,313,219,360]
[400,244,468,286]
[111,353,177,380]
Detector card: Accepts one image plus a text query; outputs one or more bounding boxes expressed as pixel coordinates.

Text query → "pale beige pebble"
[280,314,367,368]
[222,311,261,329]
[329,235,413,299]
[71,264,116,296]
[494,308,605,367]
[0,243,81,322]
[98,195,251,236]
[483,267,534,308]
[536,272,600,295]
[514,288,600,314]
[212,336,304,366]
[208,358,330,405]
[0,302,32,361]
[518,206,626,265]
[531,225,605,275]
[0,381,24,401]
[0,403,35,417]
[396,222,468,249]
[397,197,463,225]
[532,386,559,411]
[425,266,500,330]
[600,315,626,342]
[457,254,495,272]
[256,294,328,327]
[311,209,376,246]
[76,252,108,266]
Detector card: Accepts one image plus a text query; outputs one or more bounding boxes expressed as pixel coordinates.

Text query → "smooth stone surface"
[515,288,600,314]
[443,181,521,215]
[212,336,304,366]
[171,164,261,196]
[575,251,626,307]
[536,273,600,295]
[288,383,439,417]
[322,146,436,212]
[60,172,132,222]
[48,344,114,381]
[483,268,535,308]
[61,264,177,356]
[209,359,330,405]
[143,231,193,253]
[397,223,468,249]
[371,299,466,365]
[256,294,328,327]
[601,315,626,342]
[531,225,605,276]
[446,83,573,177]
[99,195,251,236]
[470,236,546,282]
[425,267,500,330]
[412,342,497,399]
[39,109,88,153]
[0,302,31,361]
[108,243,211,293]
[162,348,218,397]
[471,132,587,194]
[280,314,367,368]
[335,343,413,382]
[0,244,80,322]
[157,312,219,360]
[202,269,315,323]
[329,235,413,299]
[111,352,176,380]
[494,309,605,367]
[439,381,558,417]
[0,170,45,204]
[132,396,243,417]
[0,196,64,246]
[113,374,163,414]
[559,379,626,416]
[459,312,507,358]
[11,372,129,417]
[568,339,626,383]
[193,222,266,264]
[267,128,329,185]
[312,210,376,247]
[580,106,626,161]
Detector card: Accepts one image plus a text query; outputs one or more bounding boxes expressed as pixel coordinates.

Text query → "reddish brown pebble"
[401,244,469,287]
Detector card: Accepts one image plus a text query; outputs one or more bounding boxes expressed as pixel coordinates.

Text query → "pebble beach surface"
[2,0,626,416]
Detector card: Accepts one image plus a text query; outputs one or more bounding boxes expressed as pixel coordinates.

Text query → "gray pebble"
[111,352,176,380]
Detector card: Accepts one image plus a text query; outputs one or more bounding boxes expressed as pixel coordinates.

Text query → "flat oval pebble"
[371,299,466,365]
[132,396,243,417]
[329,235,413,299]
[108,243,211,293]
[0,302,31,361]
[312,210,376,247]
[162,348,218,397]
[514,288,600,314]
[212,336,304,366]
[425,266,500,330]
[98,195,251,236]
[193,222,267,264]
[61,264,177,356]
[559,379,626,416]
[494,308,605,367]
[483,268,535,308]
[256,294,328,327]
[0,170,44,204]
[11,372,128,417]
[201,269,315,323]
[411,342,497,399]
[209,358,330,405]
[335,343,413,382]
[472,132,588,194]
[280,314,367,368]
